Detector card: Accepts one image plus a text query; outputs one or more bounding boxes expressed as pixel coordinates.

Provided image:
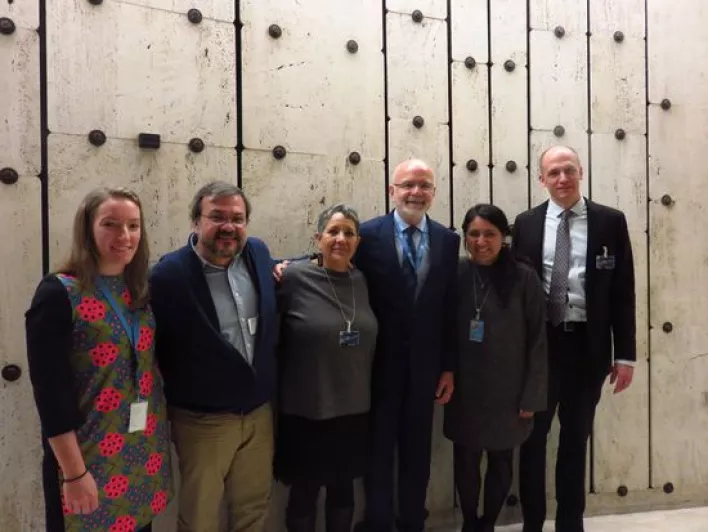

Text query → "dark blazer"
[149,236,278,414]
[511,199,636,373]
[353,212,460,398]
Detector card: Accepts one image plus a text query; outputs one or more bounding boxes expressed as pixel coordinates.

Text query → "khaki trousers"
[170,403,274,532]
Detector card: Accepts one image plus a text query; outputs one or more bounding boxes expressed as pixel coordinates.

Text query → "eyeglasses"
[201,213,247,227]
[392,182,435,192]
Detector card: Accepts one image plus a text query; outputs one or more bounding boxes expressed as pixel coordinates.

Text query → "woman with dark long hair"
[25,187,173,531]
[444,203,547,532]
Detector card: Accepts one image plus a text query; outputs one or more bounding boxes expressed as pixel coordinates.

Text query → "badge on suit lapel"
[596,246,616,270]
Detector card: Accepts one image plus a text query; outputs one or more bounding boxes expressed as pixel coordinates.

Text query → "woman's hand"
[63,471,99,515]
[519,410,534,419]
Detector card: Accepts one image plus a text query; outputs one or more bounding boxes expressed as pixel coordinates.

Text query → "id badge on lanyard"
[95,278,148,432]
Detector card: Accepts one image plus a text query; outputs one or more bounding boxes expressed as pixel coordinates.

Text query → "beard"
[202,231,243,259]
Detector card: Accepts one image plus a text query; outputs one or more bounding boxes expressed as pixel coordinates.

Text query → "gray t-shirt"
[277,262,378,420]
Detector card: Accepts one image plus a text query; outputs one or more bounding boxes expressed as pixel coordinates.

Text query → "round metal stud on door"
[615,128,626,140]
[0,167,19,185]
[613,31,625,43]
[412,116,425,129]
[506,161,517,173]
[617,485,628,497]
[268,24,282,39]
[87,0,104,5]
[464,56,476,70]
[412,10,423,23]
[554,26,565,39]
[187,8,203,24]
[272,145,287,160]
[0,17,16,35]
[504,60,516,72]
[663,482,674,494]
[553,125,565,137]
[88,129,107,147]
[466,159,478,172]
[662,322,673,333]
[346,40,358,53]
[188,138,205,153]
[660,98,672,110]
[1,364,21,382]
[348,152,361,165]
[505,494,518,507]
[660,194,673,206]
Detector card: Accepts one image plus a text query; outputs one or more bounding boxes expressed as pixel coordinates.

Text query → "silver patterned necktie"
[548,209,573,326]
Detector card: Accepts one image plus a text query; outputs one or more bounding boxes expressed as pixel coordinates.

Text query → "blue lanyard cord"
[398,227,427,271]
[95,278,143,398]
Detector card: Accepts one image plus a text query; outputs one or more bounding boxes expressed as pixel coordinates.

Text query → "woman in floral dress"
[25,187,173,532]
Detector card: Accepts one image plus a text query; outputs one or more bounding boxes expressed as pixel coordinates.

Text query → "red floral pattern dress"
[55,274,173,531]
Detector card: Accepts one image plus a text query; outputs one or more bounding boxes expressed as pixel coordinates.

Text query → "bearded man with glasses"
[150,181,278,532]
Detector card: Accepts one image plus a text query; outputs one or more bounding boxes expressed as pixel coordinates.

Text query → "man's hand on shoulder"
[272,260,290,283]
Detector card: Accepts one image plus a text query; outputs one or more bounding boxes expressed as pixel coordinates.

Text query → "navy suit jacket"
[149,236,278,413]
[354,213,460,400]
[512,199,636,373]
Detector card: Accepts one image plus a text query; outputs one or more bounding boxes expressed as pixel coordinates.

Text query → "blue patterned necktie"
[402,225,418,296]
[548,209,573,326]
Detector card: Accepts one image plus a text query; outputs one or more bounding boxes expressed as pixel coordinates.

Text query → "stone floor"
[491,506,708,531]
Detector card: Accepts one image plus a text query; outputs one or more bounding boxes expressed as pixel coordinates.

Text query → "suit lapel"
[379,212,402,273]
[242,241,264,357]
[426,217,443,270]
[530,202,548,275]
[184,248,221,329]
[585,198,598,289]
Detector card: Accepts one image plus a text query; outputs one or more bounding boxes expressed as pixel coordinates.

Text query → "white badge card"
[129,401,148,433]
[247,317,258,335]
[596,246,616,270]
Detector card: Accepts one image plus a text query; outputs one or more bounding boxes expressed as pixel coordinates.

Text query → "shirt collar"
[189,232,242,270]
[547,197,585,218]
[393,210,428,233]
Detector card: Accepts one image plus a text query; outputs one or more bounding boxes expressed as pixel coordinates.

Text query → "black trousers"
[362,388,435,532]
[454,444,513,531]
[518,324,605,532]
[287,479,355,517]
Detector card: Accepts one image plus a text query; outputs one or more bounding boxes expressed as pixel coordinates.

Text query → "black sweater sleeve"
[25,275,84,438]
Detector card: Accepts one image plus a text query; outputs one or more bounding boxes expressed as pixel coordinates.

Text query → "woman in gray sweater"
[275,204,378,532]
[444,204,548,532]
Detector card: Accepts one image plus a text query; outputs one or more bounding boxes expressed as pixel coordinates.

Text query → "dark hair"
[189,181,251,223]
[57,187,150,309]
[316,203,360,234]
[460,203,517,307]
[461,203,510,237]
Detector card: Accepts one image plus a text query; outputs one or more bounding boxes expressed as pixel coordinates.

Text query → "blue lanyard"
[95,278,144,399]
[96,278,140,350]
[398,226,426,271]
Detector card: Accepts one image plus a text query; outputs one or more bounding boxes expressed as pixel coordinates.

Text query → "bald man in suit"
[512,145,636,532]
[354,160,459,532]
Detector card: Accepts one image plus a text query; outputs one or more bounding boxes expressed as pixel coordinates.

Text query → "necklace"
[472,265,491,321]
[322,267,356,333]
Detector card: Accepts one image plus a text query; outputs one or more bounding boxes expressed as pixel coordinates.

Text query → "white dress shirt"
[542,198,633,367]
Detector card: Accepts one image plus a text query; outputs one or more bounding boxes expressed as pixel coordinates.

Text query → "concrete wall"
[1,0,707,530]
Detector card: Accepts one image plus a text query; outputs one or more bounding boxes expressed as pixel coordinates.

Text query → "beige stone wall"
[1,0,707,530]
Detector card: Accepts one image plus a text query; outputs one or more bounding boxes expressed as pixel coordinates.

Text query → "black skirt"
[274,412,369,486]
